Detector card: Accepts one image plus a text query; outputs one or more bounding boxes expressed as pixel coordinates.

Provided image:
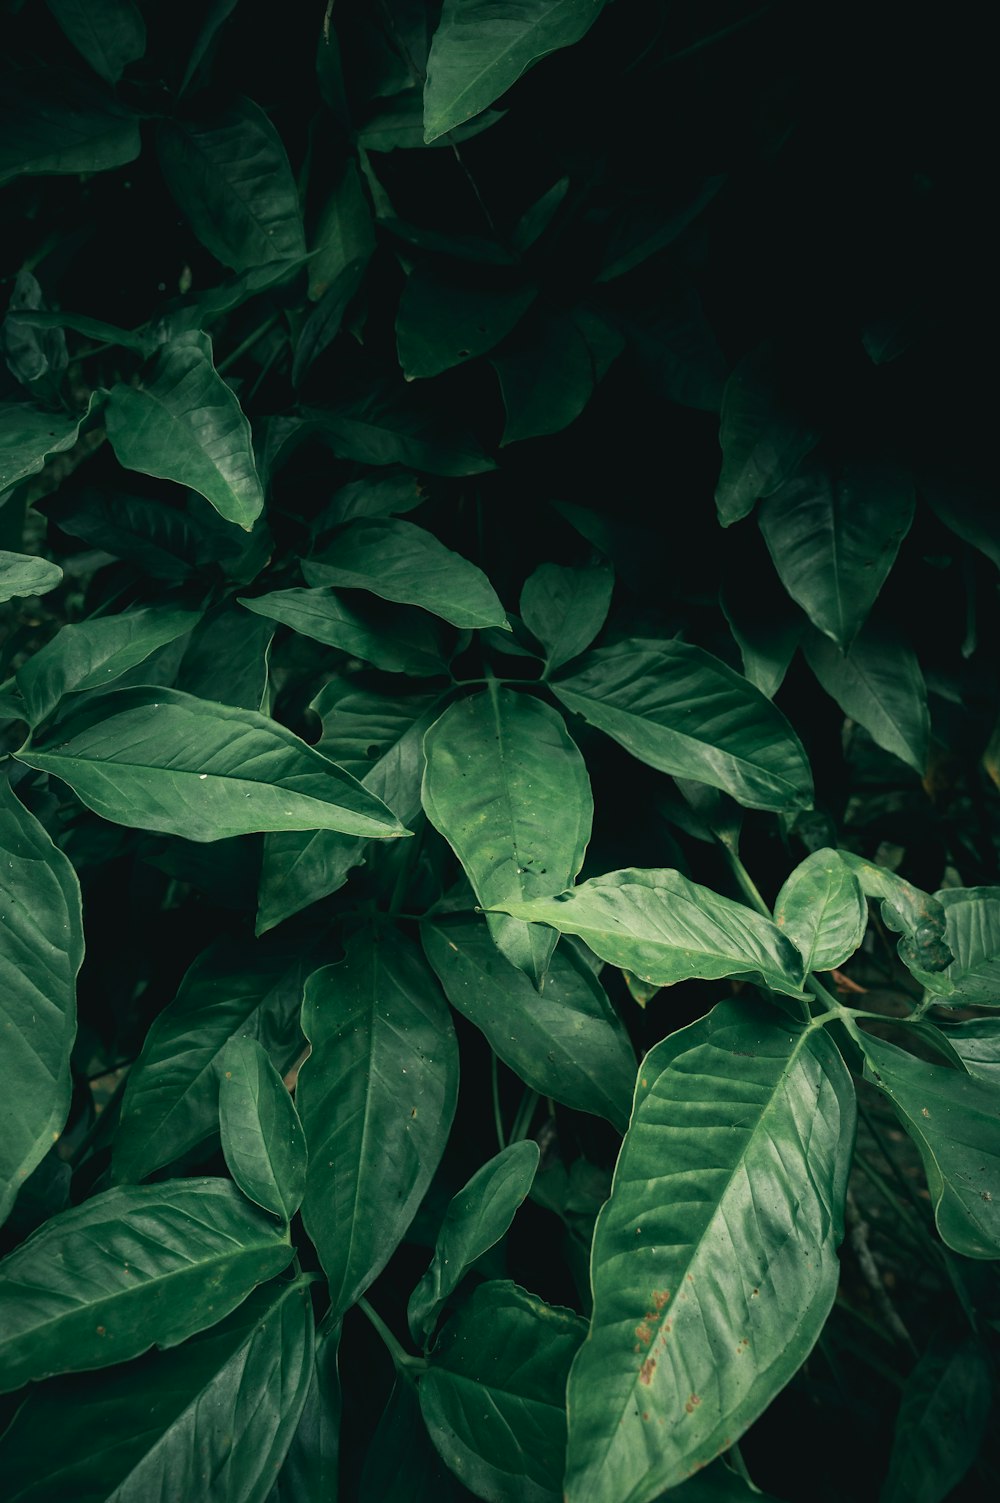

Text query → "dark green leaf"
[715,342,821,527]
[307,388,496,475]
[920,467,1000,571]
[361,1377,467,1502]
[0,395,98,494]
[721,582,802,699]
[397,267,536,380]
[0,551,62,603]
[0,779,83,1227]
[175,602,273,711]
[422,689,593,985]
[0,1179,293,1392]
[219,1037,307,1222]
[803,624,929,774]
[298,927,459,1318]
[565,999,855,1501]
[898,887,1000,1004]
[625,282,728,413]
[45,0,146,85]
[836,852,952,974]
[880,1337,992,1503]
[519,561,612,670]
[178,0,240,97]
[293,256,370,387]
[596,177,726,282]
[2,271,68,397]
[308,158,375,302]
[269,1323,342,1503]
[241,587,451,676]
[492,308,623,445]
[313,470,426,532]
[939,1017,1000,1082]
[0,71,140,185]
[361,92,506,151]
[40,490,202,581]
[773,847,867,973]
[552,638,814,812]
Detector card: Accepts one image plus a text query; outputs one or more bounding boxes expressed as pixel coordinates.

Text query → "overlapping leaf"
[219,1037,307,1222]
[774,847,868,973]
[803,624,929,774]
[0,550,62,604]
[519,561,613,670]
[900,887,1000,1004]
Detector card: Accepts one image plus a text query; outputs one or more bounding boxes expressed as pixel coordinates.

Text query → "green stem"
[726,1441,762,1493]
[491,1052,506,1150]
[508,1089,540,1145]
[217,310,281,374]
[721,845,771,917]
[357,1297,425,1373]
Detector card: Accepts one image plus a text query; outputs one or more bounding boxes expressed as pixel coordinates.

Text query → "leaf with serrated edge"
[773,848,867,973]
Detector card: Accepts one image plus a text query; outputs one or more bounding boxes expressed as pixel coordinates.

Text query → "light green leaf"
[423,916,635,1128]
[298,928,459,1318]
[803,624,929,774]
[0,779,83,1227]
[0,395,98,494]
[0,1178,293,1393]
[219,1037,307,1223]
[308,387,496,475]
[0,551,62,603]
[397,266,536,380]
[858,1032,1000,1258]
[105,331,264,531]
[408,1142,540,1346]
[835,851,953,974]
[759,458,915,648]
[774,847,867,973]
[492,308,623,445]
[113,935,315,1184]
[308,158,375,302]
[16,605,201,726]
[16,685,407,844]
[519,561,612,670]
[422,688,593,985]
[423,0,608,141]
[939,1018,1000,1083]
[156,98,306,272]
[241,587,451,677]
[899,887,1000,1004]
[552,638,813,813]
[715,342,821,527]
[46,0,146,85]
[0,1278,315,1503]
[304,518,508,630]
[564,999,855,1502]
[488,867,806,996]
[0,71,140,185]
[880,1337,992,1503]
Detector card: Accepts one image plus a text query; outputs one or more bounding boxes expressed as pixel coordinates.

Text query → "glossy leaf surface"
[902,887,1000,1004]
[219,1036,307,1222]
[836,853,953,974]
[0,551,62,603]
[0,396,97,493]
[241,586,451,676]
[803,624,929,774]
[773,847,868,973]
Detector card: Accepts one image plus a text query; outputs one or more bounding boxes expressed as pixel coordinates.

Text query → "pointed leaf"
[774,847,868,973]
[219,1037,307,1222]
[0,1179,293,1393]
[298,927,459,1318]
[759,458,914,648]
[0,551,62,603]
[488,867,806,996]
[423,916,635,1128]
[721,581,802,699]
[898,887,1000,1004]
[0,779,83,1227]
[420,1280,586,1501]
[40,489,204,581]
[597,177,726,283]
[803,624,929,773]
[361,1377,466,1502]
[565,999,855,1502]
[175,602,273,711]
[519,561,612,670]
[308,388,496,475]
[241,587,451,678]
[397,267,536,380]
[105,332,264,531]
[880,1337,992,1503]
[835,852,953,974]
[0,395,97,493]
[46,0,146,85]
[270,1323,342,1503]
[715,342,821,527]
[492,308,623,445]
[16,685,407,843]
[292,255,370,386]
[552,638,813,812]
[0,71,140,185]
[939,1018,1000,1083]
[422,689,593,985]
[308,158,375,302]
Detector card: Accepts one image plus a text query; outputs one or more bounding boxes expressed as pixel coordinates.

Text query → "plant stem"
[217,310,281,374]
[508,1088,540,1145]
[491,1052,506,1150]
[721,845,771,917]
[357,1297,425,1372]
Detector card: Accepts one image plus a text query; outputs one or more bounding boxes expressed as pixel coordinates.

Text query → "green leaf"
[292,255,370,386]
[758,458,915,648]
[17,685,407,844]
[492,308,623,445]
[105,331,264,531]
[113,935,316,1184]
[39,490,201,581]
[0,550,62,603]
[898,887,1000,1004]
[0,1178,293,1393]
[16,604,201,726]
[308,158,376,303]
[298,927,459,1318]
[423,0,608,142]
[0,395,97,494]
[175,601,273,711]
[313,470,426,532]
[511,177,568,252]
[408,1141,540,1345]
[519,561,612,670]
[803,624,929,774]
[624,282,728,414]
[423,916,635,1129]
[304,518,508,630]
[307,387,496,475]
[397,266,536,380]
[721,580,802,700]
[596,177,727,283]
[0,1278,315,1503]
[919,467,1000,572]
[241,587,451,677]
[361,1378,467,1502]
[46,0,146,85]
[939,1017,1000,1082]
[361,93,506,152]
[835,852,952,975]
[488,867,807,996]
[773,847,868,973]
[552,638,814,813]
[858,1032,1000,1258]
[420,1279,586,1501]
[0,779,83,1227]
[156,98,306,272]
[715,342,821,527]
[270,1323,342,1503]
[219,1037,307,1223]
[0,71,140,185]
[564,999,855,1502]
[880,1337,992,1503]
[422,688,593,985]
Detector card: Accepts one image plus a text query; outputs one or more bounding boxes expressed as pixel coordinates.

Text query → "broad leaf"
[313,470,426,533]
[360,94,506,152]
[564,1000,855,1502]
[112,935,315,1185]
[721,577,802,699]
[105,331,264,531]
[304,518,508,630]
[309,387,496,475]
[835,852,953,974]
[803,624,929,774]
[0,779,83,1227]
[308,158,375,302]
[421,688,593,985]
[241,587,451,678]
[297,928,459,1318]
[900,887,1000,1004]
[397,267,536,380]
[40,489,204,581]
[423,0,608,141]
[774,847,868,973]
[759,458,914,649]
[880,1337,992,1503]
[156,98,306,272]
[919,467,1000,572]
[939,1018,1000,1083]
[0,71,140,185]
[270,1323,342,1503]
[715,342,820,527]
[16,605,200,726]
[219,1037,307,1222]
[859,1032,1000,1259]
[519,561,612,670]
[552,638,814,812]
[488,867,806,996]
[0,396,97,494]
[0,1179,293,1392]
[420,1280,586,1501]
[360,1378,467,1502]
[0,1278,314,1503]
[17,685,407,843]
[409,1141,540,1345]
[0,550,62,603]
[174,602,273,711]
[423,916,635,1128]
[492,308,623,445]
[46,0,146,85]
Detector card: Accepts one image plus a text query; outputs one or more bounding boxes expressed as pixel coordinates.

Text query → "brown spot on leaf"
[639,1357,656,1385]
[684,1394,701,1414]
[982,1190,993,1202]
[635,1323,653,1345]
[651,1288,671,1310]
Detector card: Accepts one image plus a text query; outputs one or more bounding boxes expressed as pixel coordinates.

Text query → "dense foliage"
[0,2,997,1500]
